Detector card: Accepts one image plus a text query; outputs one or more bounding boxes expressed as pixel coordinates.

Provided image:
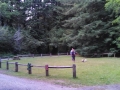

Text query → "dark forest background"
[0,0,120,57]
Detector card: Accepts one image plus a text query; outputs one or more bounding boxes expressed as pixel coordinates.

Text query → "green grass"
[0,56,120,87]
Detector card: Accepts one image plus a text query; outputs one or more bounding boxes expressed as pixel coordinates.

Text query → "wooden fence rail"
[17,53,69,58]
[0,53,69,62]
[0,60,76,78]
[46,64,76,78]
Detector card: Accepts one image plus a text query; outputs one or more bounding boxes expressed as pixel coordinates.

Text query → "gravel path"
[0,74,120,90]
[0,74,77,90]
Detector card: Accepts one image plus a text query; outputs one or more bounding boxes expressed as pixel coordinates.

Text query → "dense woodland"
[0,0,120,57]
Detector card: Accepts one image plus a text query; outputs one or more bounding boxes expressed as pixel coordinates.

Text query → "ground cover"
[0,56,120,87]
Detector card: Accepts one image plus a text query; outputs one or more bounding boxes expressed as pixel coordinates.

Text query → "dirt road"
[0,74,120,90]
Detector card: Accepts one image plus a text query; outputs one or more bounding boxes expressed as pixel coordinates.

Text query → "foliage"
[116,37,120,48]
[105,0,120,24]
[105,0,120,53]
[0,0,120,56]
[0,26,14,53]
[13,29,44,54]
[0,0,60,54]
[57,0,107,55]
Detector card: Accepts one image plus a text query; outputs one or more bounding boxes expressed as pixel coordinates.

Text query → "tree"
[105,0,120,51]
[57,0,117,56]
[0,0,120,56]
[0,1,19,26]
[0,26,14,53]
[0,0,61,54]
[105,0,120,24]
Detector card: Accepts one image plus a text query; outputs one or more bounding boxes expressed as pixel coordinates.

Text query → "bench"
[102,53,115,57]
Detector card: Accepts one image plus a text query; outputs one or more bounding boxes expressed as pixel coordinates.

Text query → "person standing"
[70,48,76,62]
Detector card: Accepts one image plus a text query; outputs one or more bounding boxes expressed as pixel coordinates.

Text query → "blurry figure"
[70,48,76,62]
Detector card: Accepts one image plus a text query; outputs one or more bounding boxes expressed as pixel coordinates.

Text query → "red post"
[45,65,49,76]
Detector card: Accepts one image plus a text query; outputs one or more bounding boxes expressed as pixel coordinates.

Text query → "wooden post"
[8,56,9,60]
[27,63,32,74]
[33,54,34,58]
[15,62,18,72]
[6,61,9,70]
[41,54,42,57]
[73,64,76,78]
[0,58,1,68]
[50,53,52,56]
[67,52,68,55]
[114,53,115,57]
[45,65,49,76]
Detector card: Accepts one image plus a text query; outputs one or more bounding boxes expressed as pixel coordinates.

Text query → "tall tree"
[55,0,118,56]
[105,0,120,51]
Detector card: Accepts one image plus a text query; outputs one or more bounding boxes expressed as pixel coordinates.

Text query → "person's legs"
[72,56,75,62]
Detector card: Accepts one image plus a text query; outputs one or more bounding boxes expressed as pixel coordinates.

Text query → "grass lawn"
[0,55,120,87]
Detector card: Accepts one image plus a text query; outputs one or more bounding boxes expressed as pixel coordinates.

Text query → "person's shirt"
[70,50,75,56]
